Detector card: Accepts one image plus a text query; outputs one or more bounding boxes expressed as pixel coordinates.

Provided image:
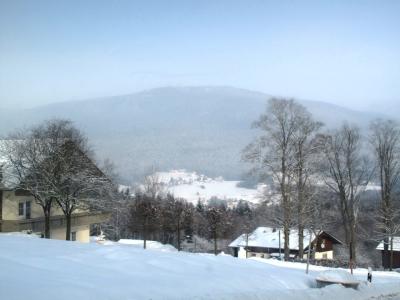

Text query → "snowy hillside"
[156,170,268,204]
[0,86,387,182]
[1,234,400,300]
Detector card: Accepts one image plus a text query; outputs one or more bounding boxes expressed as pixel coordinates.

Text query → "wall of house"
[2,191,44,220]
[50,225,90,243]
[247,251,270,259]
[381,251,400,269]
[1,190,102,244]
[1,191,66,220]
[1,190,90,220]
[315,250,333,260]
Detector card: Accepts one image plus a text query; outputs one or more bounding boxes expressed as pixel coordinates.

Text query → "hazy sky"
[0,0,399,110]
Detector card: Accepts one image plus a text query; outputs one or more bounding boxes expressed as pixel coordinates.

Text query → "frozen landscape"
[146,170,267,205]
[1,234,400,300]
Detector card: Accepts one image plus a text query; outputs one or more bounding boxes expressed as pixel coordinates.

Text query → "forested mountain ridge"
[0,86,388,182]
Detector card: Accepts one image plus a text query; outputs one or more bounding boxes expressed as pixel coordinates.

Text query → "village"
[1,1,400,299]
[1,107,400,300]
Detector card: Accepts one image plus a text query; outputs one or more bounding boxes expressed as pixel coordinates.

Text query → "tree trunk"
[214,231,218,255]
[306,229,312,274]
[43,204,51,239]
[297,148,304,260]
[390,236,394,271]
[44,213,51,239]
[177,222,181,251]
[298,225,304,259]
[65,213,71,241]
[349,234,356,274]
[143,221,147,249]
[284,225,290,261]
[383,236,389,269]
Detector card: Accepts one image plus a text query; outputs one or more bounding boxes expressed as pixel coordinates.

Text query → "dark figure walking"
[367,267,372,283]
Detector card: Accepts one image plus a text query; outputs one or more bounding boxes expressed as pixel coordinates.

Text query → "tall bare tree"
[370,119,400,270]
[206,199,230,255]
[292,110,323,258]
[243,98,314,260]
[317,123,372,272]
[129,191,160,249]
[129,172,165,249]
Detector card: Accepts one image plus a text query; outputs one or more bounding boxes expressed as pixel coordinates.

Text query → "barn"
[376,237,400,269]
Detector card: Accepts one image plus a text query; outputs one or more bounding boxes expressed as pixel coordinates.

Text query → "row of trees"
[243,98,400,270]
[102,170,259,254]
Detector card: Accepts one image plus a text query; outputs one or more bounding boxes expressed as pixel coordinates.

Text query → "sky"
[0,0,399,111]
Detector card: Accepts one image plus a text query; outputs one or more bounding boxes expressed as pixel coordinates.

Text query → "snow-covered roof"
[376,237,400,252]
[118,239,177,252]
[229,227,314,251]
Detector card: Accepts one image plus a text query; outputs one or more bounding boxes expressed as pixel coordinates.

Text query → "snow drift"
[0,234,400,300]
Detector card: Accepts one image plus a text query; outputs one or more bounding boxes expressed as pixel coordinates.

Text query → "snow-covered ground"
[1,234,400,300]
[155,170,268,204]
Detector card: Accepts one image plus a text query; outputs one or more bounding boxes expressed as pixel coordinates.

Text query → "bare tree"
[129,191,160,249]
[206,199,229,255]
[370,119,400,270]
[142,171,165,200]
[317,123,372,272]
[162,194,192,251]
[53,138,109,240]
[243,98,312,260]
[292,110,323,258]
[129,172,165,249]
[1,120,90,238]
[94,159,130,241]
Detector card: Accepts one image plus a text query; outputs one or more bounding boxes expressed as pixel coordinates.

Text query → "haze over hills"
[0,86,390,183]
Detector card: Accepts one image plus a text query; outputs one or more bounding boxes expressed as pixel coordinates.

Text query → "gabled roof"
[376,237,400,252]
[229,227,314,251]
[316,231,344,245]
[229,227,343,250]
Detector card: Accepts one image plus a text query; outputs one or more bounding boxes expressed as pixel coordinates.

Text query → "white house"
[229,227,343,260]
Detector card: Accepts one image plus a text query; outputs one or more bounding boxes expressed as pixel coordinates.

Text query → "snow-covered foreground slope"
[1,234,400,300]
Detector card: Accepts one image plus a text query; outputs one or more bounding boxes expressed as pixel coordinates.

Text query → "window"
[71,232,77,241]
[18,201,31,219]
[18,202,24,216]
[25,201,31,219]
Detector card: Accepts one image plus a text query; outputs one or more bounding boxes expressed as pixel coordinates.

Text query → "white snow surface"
[376,237,400,251]
[316,270,358,283]
[1,234,400,300]
[229,227,313,250]
[155,170,267,204]
[118,239,177,251]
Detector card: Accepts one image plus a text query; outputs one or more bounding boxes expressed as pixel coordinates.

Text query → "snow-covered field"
[154,170,268,204]
[1,234,400,300]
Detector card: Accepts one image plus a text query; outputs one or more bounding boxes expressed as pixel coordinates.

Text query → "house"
[376,237,400,269]
[229,227,343,260]
[0,142,109,243]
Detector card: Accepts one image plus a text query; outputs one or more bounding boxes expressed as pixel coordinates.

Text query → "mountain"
[0,86,389,182]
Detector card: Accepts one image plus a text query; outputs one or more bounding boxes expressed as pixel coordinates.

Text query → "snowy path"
[1,234,400,300]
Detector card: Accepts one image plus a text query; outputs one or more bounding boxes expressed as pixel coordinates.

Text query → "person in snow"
[367,267,372,283]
